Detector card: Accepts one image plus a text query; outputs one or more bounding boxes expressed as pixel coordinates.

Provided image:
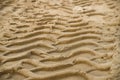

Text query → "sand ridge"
[0,0,120,80]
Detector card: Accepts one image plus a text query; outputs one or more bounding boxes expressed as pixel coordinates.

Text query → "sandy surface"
[0,0,120,80]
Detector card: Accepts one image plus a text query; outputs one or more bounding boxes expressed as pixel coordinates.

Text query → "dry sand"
[0,0,120,80]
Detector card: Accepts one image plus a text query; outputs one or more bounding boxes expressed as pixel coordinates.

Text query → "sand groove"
[0,0,120,80]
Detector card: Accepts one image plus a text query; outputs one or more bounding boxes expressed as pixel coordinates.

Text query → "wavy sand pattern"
[0,0,120,80]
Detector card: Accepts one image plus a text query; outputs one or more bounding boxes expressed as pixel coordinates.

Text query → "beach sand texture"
[0,0,120,80]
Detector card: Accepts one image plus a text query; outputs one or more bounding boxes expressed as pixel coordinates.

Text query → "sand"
[0,0,120,80]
